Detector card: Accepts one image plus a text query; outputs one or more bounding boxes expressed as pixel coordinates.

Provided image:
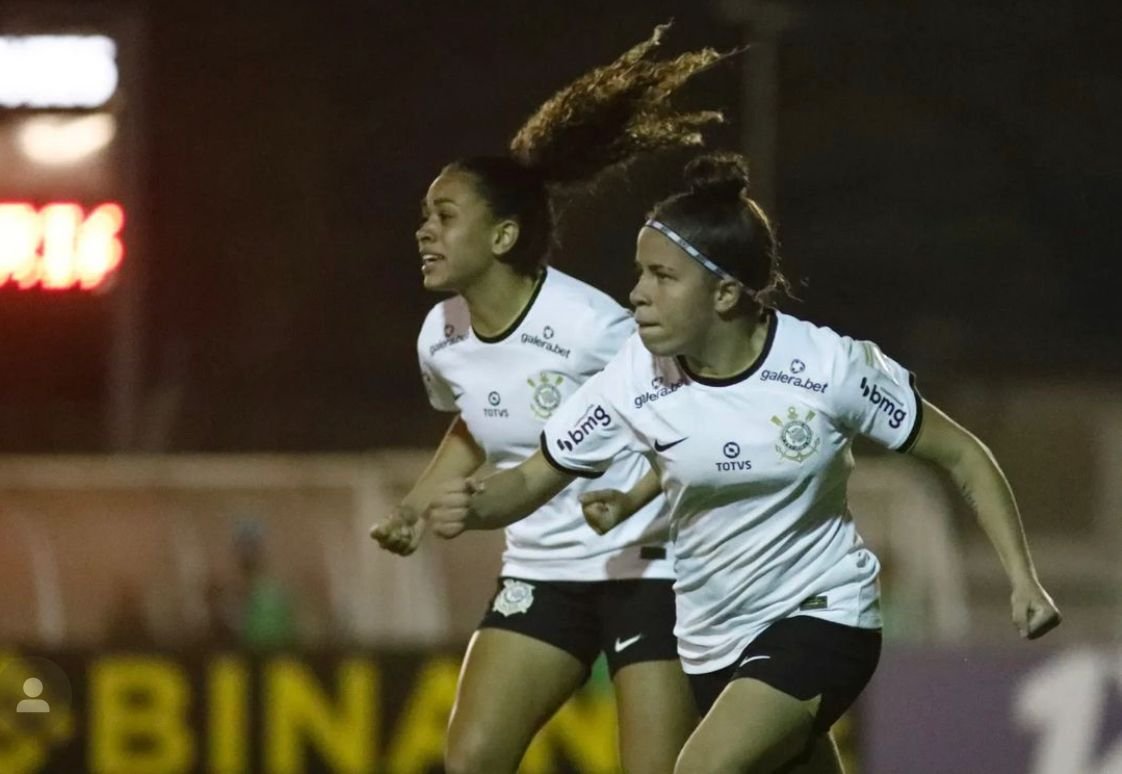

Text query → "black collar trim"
[473,269,547,344]
[677,310,778,387]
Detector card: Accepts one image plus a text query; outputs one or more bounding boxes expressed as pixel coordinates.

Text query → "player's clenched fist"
[426,478,486,539]
[580,489,634,535]
[370,505,425,556]
[1011,579,1062,640]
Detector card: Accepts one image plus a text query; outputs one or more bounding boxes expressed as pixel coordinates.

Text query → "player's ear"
[713,278,744,314]
[492,219,520,257]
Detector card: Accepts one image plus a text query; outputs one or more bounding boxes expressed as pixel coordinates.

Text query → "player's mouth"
[420,253,446,273]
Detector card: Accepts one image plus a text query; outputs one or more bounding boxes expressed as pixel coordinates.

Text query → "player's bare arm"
[580,467,662,535]
[370,415,484,554]
[427,451,573,538]
[907,399,1061,640]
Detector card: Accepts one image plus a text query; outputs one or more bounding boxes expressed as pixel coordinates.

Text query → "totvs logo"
[859,377,908,429]
[556,405,612,452]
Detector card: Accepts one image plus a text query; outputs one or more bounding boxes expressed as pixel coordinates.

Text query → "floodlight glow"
[17,113,117,166]
[0,35,119,108]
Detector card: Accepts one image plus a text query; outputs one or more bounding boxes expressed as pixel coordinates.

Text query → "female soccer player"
[370,26,736,774]
[425,153,1062,773]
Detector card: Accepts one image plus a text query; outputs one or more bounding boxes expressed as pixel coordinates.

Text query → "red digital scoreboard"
[0,17,140,293]
[0,201,124,290]
[1,6,145,451]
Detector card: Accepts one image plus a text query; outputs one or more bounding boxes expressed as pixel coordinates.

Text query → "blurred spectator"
[103,578,156,647]
[206,519,299,651]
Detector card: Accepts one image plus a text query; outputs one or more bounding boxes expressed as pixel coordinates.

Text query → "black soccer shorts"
[688,615,882,734]
[479,575,679,675]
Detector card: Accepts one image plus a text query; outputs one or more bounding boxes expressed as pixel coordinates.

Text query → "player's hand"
[580,489,632,535]
[426,478,485,540]
[369,505,425,556]
[1011,579,1061,640]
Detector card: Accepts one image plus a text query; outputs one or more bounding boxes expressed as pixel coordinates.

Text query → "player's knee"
[621,743,679,774]
[674,741,739,774]
[444,730,509,774]
[443,745,486,774]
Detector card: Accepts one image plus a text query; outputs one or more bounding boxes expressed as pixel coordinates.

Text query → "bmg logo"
[557,405,613,452]
[859,377,907,429]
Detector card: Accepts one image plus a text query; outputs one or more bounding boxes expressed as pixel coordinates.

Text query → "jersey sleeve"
[417,338,458,413]
[830,337,923,451]
[539,365,636,478]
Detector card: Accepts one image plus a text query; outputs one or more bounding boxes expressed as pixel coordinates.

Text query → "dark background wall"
[1,0,1118,452]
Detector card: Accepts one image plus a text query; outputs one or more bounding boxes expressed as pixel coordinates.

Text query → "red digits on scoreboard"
[0,202,125,291]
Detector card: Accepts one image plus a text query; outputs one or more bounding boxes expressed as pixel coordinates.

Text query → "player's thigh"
[446,628,588,774]
[795,733,845,774]
[599,579,694,773]
[675,677,818,774]
[613,659,697,774]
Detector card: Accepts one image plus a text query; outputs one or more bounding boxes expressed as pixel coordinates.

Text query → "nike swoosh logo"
[738,654,771,668]
[614,634,643,652]
[653,437,687,452]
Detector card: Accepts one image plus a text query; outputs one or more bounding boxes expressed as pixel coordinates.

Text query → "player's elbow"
[946,435,997,485]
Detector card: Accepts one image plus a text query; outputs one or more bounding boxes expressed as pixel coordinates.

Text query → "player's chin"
[421,269,456,293]
[637,325,676,356]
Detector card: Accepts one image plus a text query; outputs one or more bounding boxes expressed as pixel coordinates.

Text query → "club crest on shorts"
[528,371,567,419]
[772,406,821,463]
[493,579,535,617]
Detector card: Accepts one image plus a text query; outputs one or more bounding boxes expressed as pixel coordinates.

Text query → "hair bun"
[684,152,750,198]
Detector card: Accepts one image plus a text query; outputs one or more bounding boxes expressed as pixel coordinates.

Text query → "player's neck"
[684,311,771,379]
[462,266,542,338]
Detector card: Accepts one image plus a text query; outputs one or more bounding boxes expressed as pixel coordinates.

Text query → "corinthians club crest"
[528,371,567,419]
[492,579,535,617]
[772,406,821,463]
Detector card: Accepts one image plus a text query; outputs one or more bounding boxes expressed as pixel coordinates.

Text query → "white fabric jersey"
[417,268,673,581]
[540,311,922,672]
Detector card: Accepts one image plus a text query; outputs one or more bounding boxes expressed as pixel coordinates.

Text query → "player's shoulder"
[418,295,471,350]
[774,311,900,387]
[773,310,856,359]
[540,267,628,320]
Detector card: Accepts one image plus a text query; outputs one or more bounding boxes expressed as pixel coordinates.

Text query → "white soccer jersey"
[540,310,923,672]
[417,268,673,581]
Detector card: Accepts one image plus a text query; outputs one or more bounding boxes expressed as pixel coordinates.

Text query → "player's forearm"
[402,417,485,512]
[949,443,1038,587]
[466,453,572,530]
[621,467,661,518]
[463,468,544,530]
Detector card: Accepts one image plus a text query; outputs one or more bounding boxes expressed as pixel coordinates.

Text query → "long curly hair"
[511,22,734,184]
[450,23,738,275]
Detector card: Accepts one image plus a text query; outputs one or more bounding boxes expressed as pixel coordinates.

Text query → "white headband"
[643,219,743,286]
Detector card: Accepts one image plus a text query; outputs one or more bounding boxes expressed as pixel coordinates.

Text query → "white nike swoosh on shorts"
[614,634,643,652]
[738,655,772,668]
